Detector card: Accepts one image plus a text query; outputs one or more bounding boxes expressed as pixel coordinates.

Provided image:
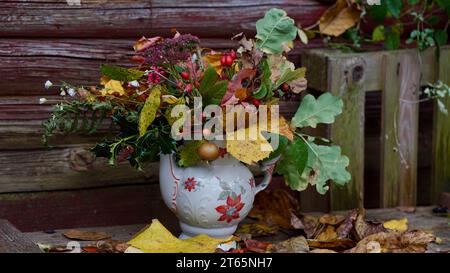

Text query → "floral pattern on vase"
[215,195,245,223]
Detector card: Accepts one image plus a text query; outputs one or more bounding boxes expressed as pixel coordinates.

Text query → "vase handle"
[254,156,280,195]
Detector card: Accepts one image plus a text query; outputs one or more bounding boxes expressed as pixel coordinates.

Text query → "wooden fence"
[301,46,450,210]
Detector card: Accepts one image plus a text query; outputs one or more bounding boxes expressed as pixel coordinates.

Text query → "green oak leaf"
[275,137,309,191]
[100,64,144,82]
[255,8,297,54]
[138,85,161,136]
[275,67,306,88]
[299,142,351,194]
[292,92,343,128]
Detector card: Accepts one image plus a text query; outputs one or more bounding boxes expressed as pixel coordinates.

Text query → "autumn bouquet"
[42,8,350,194]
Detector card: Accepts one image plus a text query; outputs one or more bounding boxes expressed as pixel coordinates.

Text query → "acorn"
[198,142,219,161]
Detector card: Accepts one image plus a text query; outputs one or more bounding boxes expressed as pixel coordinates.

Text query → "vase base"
[179,221,238,239]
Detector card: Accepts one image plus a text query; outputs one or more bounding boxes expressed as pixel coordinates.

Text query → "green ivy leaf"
[139,85,161,136]
[386,0,403,18]
[300,142,351,194]
[200,66,228,105]
[178,140,206,167]
[255,8,297,54]
[100,64,145,82]
[292,93,343,128]
[372,25,385,42]
[275,137,309,191]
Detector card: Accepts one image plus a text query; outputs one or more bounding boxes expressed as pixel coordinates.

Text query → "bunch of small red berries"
[220,50,237,67]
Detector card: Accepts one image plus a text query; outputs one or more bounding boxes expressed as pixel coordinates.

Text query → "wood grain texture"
[0,219,41,252]
[0,146,159,193]
[328,56,365,210]
[432,49,450,203]
[0,184,178,232]
[0,0,329,38]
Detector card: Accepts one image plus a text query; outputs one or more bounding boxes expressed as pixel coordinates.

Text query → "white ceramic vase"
[159,144,278,239]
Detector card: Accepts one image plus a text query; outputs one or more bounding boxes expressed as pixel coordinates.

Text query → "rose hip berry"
[281,83,290,91]
[220,55,228,66]
[229,50,237,60]
[225,55,234,66]
[252,99,261,107]
[180,72,190,80]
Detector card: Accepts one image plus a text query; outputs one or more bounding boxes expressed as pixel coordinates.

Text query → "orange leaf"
[319,0,361,37]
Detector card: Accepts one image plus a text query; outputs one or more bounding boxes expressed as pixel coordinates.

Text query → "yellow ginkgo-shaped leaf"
[226,125,273,165]
[127,219,234,253]
[383,218,408,232]
[202,52,224,75]
[139,85,162,136]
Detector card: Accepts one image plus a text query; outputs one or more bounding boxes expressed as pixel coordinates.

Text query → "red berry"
[252,99,261,107]
[180,71,190,80]
[225,55,234,66]
[229,50,237,60]
[185,83,193,93]
[220,55,228,66]
[281,83,290,91]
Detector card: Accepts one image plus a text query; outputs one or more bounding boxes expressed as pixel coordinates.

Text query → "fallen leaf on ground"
[236,222,279,237]
[347,230,436,253]
[63,230,111,241]
[308,238,356,251]
[383,218,408,232]
[354,208,387,240]
[336,209,358,238]
[128,219,235,253]
[270,236,309,253]
[316,225,338,241]
[249,189,300,229]
[309,249,337,253]
[244,239,273,253]
[96,239,129,253]
[291,213,319,238]
[319,214,345,226]
[37,243,72,253]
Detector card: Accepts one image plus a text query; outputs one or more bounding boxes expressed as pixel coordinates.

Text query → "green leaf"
[300,142,351,194]
[139,85,162,136]
[255,8,298,54]
[367,1,388,22]
[386,0,403,18]
[200,66,229,105]
[407,0,419,4]
[372,25,385,42]
[384,27,401,50]
[275,137,309,191]
[178,140,206,167]
[275,67,306,88]
[292,93,343,128]
[100,64,145,82]
[434,29,448,46]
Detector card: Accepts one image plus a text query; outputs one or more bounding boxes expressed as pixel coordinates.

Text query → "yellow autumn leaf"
[202,52,224,75]
[266,115,294,141]
[319,0,361,37]
[162,95,179,104]
[383,218,408,232]
[164,97,186,126]
[101,80,126,96]
[139,85,161,136]
[226,125,273,165]
[316,225,338,241]
[127,219,234,253]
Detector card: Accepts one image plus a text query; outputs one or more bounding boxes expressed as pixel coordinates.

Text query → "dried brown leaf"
[336,209,358,238]
[244,239,273,253]
[63,230,111,241]
[319,0,361,37]
[271,236,309,253]
[354,208,387,240]
[316,225,338,241]
[308,238,356,251]
[319,214,345,226]
[235,222,279,237]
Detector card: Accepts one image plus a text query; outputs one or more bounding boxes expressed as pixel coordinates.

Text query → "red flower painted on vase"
[249,177,255,189]
[183,177,197,192]
[215,195,245,223]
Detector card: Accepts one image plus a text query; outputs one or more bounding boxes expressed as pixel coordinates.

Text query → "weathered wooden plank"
[303,47,442,93]
[380,54,400,207]
[0,184,178,232]
[380,51,422,207]
[0,0,329,38]
[0,147,159,193]
[327,56,365,210]
[397,52,421,206]
[0,219,41,253]
[432,49,450,204]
